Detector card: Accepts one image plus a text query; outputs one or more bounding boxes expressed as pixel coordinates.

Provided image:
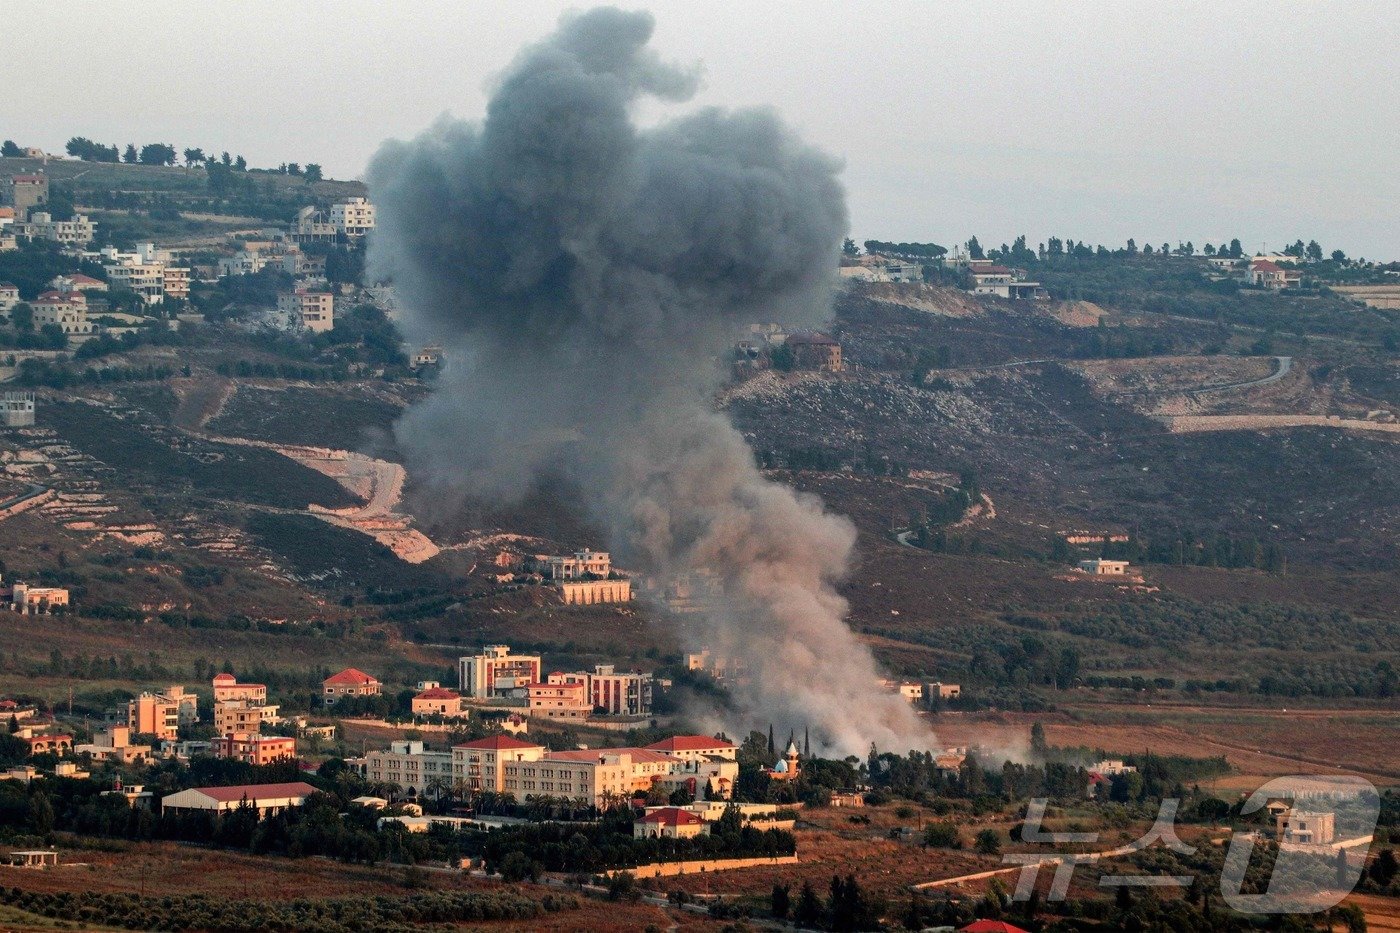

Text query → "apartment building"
[365,740,453,796]
[127,687,198,742]
[547,664,652,716]
[459,645,542,699]
[526,681,591,721]
[214,699,280,735]
[277,288,334,333]
[330,197,375,237]
[16,212,95,246]
[104,262,166,305]
[212,732,296,765]
[212,673,267,704]
[0,282,18,313]
[451,735,546,793]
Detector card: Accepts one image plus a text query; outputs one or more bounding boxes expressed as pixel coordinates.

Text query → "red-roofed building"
[634,806,710,839]
[961,921,1031,933]
[412,686,467,718]
[322,668,380,704]
[451,735,547,793]
[50,272,106,293]
[161,781,317,816]
[1246,258,1301,289]
[645,735,738,763]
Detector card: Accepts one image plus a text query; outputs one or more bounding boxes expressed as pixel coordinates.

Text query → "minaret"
[784,739,800,777]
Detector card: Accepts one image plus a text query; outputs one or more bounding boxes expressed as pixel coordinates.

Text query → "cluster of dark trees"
[60,137,324,181]
[1055,529,1287,572]
[15,358,178,388]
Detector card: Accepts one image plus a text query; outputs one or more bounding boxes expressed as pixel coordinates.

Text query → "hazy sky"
[7,1,1398,258]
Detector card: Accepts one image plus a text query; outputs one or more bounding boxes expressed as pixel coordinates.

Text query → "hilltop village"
[0,144,1396,931]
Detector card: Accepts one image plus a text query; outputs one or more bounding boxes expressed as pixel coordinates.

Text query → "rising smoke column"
[369,7,933,755]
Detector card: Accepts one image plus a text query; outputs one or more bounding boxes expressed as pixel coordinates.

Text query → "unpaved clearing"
[1161,413,1400,433]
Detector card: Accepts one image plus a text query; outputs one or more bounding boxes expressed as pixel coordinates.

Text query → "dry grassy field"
[925,705,1400,788]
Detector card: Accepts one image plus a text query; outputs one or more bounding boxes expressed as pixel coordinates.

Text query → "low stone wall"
[611,854,798,880]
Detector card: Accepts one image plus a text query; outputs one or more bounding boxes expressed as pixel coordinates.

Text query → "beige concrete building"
[1078,559,1131,576]
[74,725,151,764]
[1,174,48,219]
[526,681,592,721]
[1277,809,1336,845]
[213,732,296,765]
[365,740,453,797]
[451,735,547,794]
[330,197,375,238]
[411,687,468,718]
[214,699,280,735]
[212,673,267,704]
[277,288,335,333]
[559,578,633,605]
[30,291,91,335]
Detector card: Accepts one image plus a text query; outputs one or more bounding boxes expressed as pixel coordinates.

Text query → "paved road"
[1187,355,1292,394]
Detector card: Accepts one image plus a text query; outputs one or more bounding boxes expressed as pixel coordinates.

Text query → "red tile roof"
[548,747,674,765]
[1251,259,1284,272]
[646,735,736,753]
[960,922,1031,933]
[973,265,1013,275]
[191,781,317,803]
[453,735,542,751]
[638,807,705,826]
[212,673,237,683]
[323,668,378,686]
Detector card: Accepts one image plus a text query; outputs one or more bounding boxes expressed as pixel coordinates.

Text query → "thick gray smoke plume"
[369,7,933,756]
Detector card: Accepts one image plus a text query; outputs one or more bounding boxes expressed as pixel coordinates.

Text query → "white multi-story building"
[365,740,454,797]
[459,645,542,699]
[105,262,166,305]
[218,249,269,277]
[288,206,339,244]
[0,282,18,313]
[330,197,375,238]
[277,288,334,333]
[1,391,35,427]
[16,213,95,246]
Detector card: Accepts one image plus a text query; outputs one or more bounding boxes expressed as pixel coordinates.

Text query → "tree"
[304,163,323,183]
[66,137,119,162]
[1332,249,1348,263]
[1306,239,1324,262]
[0,140,22,157]
[233,155,247,171]
[1204,243,1216,256]
[184,148,206,167]
[1371,848,1398,887]
[771,882,791,919]
[795,880,822,926]
[123,144,139,163]
[1228,238,1243,258]
[1126,238,1137,254]
[139,143,177,166]
[975,828,1002,855]
[966,236,984,260]
[287,162,302,176]
[10,303,34,333]
[1030,722,1048,758]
